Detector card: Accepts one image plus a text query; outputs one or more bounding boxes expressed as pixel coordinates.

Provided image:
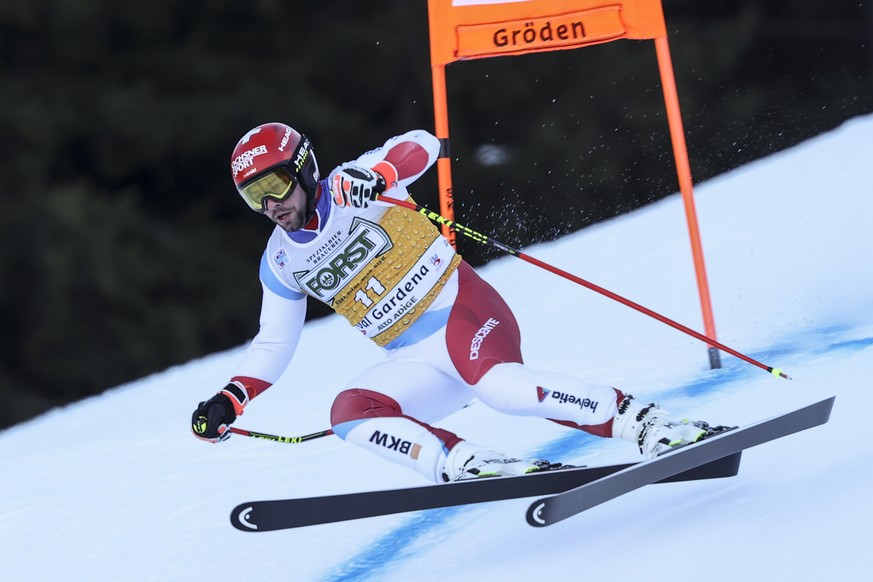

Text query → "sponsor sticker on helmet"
[279,127,293,152]
[232,145,268,178]
[292,138,311,174]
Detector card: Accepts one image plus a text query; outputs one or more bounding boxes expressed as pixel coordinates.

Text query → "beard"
[272,206,307,232]
[266,189,310,232]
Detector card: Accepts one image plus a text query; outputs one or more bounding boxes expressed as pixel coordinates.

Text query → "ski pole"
[378,195,790,380]
[228,427,334,443]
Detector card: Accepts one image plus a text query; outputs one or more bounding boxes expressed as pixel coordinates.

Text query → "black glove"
[331,165,386,209]
[191,382,249,443]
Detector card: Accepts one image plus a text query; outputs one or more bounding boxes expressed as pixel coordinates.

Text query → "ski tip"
[230,504,261,532]
[526,498,551,527]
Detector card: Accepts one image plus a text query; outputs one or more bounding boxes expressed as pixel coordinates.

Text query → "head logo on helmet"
[278,126,293,152]
[230,122,320,215]
[292,137,312,175]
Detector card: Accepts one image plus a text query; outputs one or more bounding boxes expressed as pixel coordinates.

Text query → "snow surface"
[2,115,872,582]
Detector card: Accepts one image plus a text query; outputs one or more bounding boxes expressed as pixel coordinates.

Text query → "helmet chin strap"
[302,181,322,224]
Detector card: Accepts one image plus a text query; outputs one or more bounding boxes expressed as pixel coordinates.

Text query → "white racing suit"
[229,130,623,482]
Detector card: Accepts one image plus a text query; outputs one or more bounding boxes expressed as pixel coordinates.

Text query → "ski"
[526,396,835,527]
[230,451,741,531]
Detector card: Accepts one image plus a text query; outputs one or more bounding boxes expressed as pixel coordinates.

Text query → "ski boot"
[612,394,732,459]
[441,440,557,482]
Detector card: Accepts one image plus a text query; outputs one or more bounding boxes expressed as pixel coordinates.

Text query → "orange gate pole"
[655,35,720,368]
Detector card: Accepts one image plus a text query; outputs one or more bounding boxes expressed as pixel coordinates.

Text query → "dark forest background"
[1,0,871,429]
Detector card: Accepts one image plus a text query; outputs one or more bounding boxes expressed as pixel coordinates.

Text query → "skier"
[192,122,724,483]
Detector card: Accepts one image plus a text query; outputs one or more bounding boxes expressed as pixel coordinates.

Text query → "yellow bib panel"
[329,204,460,346]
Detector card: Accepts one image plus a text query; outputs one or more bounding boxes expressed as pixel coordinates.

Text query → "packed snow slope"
[2,115,871,582]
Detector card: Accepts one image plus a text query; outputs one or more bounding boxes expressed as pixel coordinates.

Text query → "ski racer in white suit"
[191,122,722,482]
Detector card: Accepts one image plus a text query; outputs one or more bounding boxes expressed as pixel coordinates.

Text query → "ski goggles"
[237,166,298,213]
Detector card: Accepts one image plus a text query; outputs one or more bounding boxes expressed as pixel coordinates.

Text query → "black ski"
[526,396,835,527]
[230,451,741,531]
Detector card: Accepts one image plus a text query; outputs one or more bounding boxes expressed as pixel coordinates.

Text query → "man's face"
[264,184,309,232]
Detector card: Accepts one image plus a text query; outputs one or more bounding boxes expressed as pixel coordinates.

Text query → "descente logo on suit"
[469,318,500,360]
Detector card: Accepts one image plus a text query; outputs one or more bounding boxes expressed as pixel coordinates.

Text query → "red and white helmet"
[230,122,320,213]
